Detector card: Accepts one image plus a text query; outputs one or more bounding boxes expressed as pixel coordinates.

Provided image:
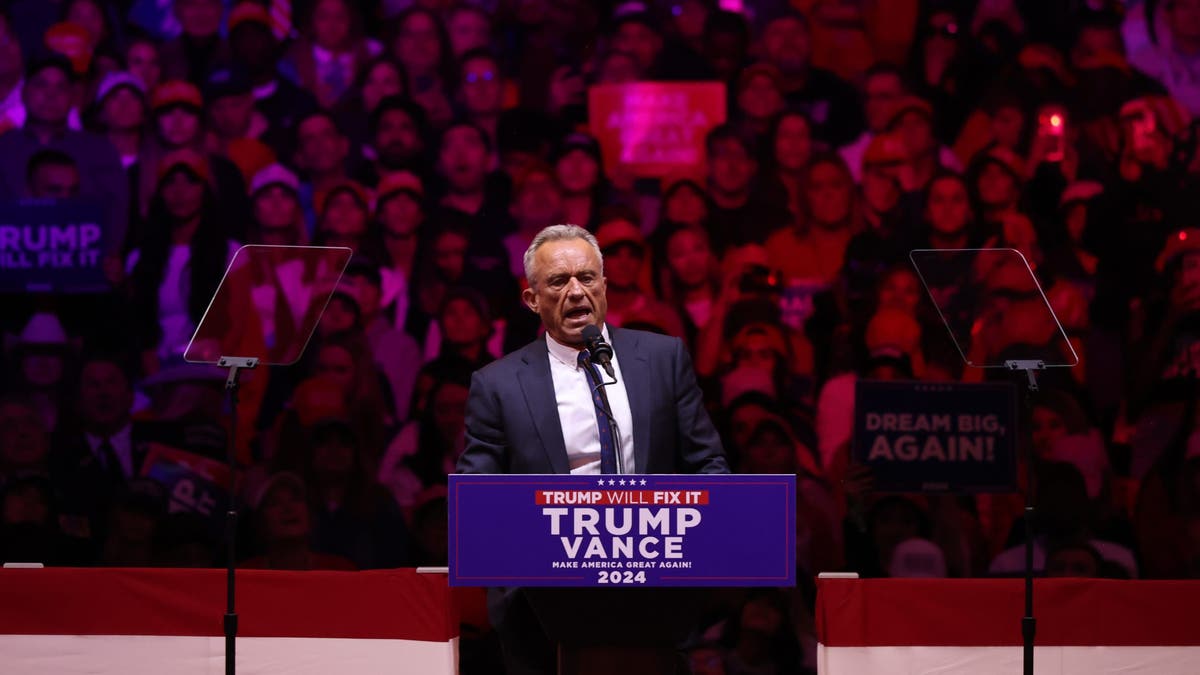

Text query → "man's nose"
[565,276,585,297]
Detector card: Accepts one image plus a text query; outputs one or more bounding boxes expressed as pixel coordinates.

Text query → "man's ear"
[522,286,537,313]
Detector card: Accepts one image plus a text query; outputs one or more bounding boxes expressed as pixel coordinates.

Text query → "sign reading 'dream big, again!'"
[853,380,1018,494]
[449,474,795,587]
[589,82,726,178]
[0,199,108,293]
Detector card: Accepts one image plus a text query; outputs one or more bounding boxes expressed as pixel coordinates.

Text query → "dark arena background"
[0,0,1198,673]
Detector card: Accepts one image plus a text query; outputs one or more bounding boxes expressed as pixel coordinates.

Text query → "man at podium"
[457,224,728,673]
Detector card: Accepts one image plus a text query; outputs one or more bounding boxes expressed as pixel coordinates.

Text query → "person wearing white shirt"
[127,151,241,366]
[457,224,728,675]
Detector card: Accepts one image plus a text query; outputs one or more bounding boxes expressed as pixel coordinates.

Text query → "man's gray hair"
[522,224,603,286]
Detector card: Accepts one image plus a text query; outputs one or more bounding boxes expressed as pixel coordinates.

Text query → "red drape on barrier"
[0,567,458,642]
[816,578,1200,648]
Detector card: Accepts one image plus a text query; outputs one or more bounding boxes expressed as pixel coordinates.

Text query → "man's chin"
[554,317,599,344]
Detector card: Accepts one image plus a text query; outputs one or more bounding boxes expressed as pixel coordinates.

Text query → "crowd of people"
[1,0,1200,672]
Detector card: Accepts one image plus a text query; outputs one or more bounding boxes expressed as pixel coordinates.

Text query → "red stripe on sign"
[816,578,1200,647]
[0,568,457,641]
[534,490,709,505]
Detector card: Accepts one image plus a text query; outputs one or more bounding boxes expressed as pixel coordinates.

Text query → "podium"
[526,587,704,675]
[449,474,796,675]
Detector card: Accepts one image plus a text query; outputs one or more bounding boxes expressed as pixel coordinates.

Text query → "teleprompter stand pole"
[218,356,258,675]
[1006,358,1044,675]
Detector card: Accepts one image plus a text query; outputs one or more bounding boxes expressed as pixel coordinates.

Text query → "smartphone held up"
[1038,107,1067,163]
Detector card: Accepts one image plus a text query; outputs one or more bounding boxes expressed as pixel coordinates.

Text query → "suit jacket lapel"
[611,328,651,474]
[517,339,571,473]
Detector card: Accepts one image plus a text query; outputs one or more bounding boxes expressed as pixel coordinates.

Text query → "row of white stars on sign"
[596,479,649,486]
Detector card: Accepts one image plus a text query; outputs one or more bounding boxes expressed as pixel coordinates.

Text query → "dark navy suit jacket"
[457,326,729,476]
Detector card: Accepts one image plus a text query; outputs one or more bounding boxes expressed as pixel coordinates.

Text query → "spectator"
[90,71,148,170]
[766,153,862,287]
[758,9,863,146]
[339,259,421,422]
[667,0,710,56]
[124,33,163,92]
[705,124,788,252]
[379,368,471,509]
[840,64,907,180]
[654,222,721,345]
[317,291,361,339]
[228,2,319,161]
[438,120,499,221]
[609,4,663,79]
[390,7,455,129]
[202,67,276,182]
[299,419,412,568]
[314,178,370,250]
[99,480,166,567]
[1137,451,1200,578]
[888,96,960,190]
[334,56,406,152]
[1,474,68,565]
[446,4,492,58]
[659,177,712,230]
[293,110,353,223]
[408,485,448,566]
[908,8,971,143]
[0,396,52,484]
[1131,0,1200,115]
[0,0,1198,604]
[243,471,356,570]
[311,332,394,454]
[152,512,215,567]
[503,161,564,280]
[456,48,505,149]
[847,495,931,577]
[553,132,606,231]
[136,79,250,241]
[26,149,80,198]
[362,95,431,185]
[367,170,425,330]
[248,163,307,245]
[1045,540,1104,578]
[7,312,75,431]
[160,0,230,83]
[409,220,469,345]
[841,134,925,315]
[595,48,643,85]
[888,537,949,578]
[701,9,752,83]
[594,215,683,337]
[0,56,128,254]
[735,63,786,138]
[919,171,978,250]
[717,589,804,674]
[990,461,1138,578]
[766,110,815,225]
[285,0,381,109]
[128,150,238,368]
[0,11,26,135]
[50,355,137,558]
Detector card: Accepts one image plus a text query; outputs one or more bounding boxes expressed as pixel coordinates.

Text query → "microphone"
[581,324,616,380]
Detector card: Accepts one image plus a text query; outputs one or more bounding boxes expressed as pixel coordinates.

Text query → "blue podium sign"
[449,474,795,587]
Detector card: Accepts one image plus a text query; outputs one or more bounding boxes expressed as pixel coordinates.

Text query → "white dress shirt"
[547,324,635,474]
[86,423,134,479]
